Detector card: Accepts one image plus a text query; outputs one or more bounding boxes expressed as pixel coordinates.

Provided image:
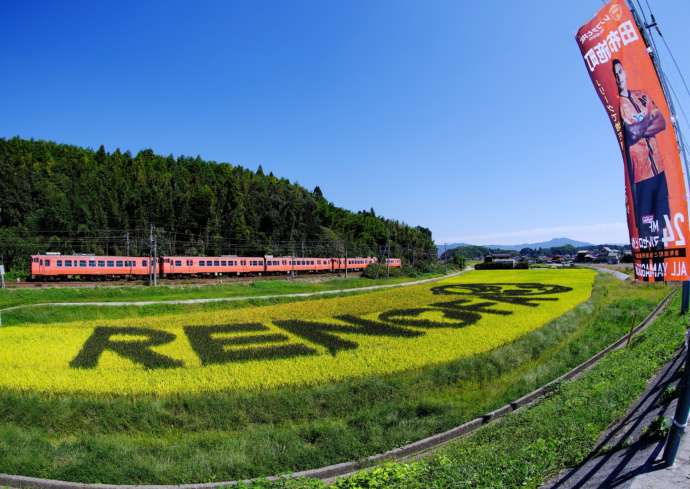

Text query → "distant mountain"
[436,243,471,256]
[437,237,594,256]
[485,237,594,251]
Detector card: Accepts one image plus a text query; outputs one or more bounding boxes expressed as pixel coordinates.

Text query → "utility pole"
[153,229,157,286]
[125,232,130,256]
[149,224,157,286]
[344,240,348,279]
[386,227,390,279]
[291,242,295,279]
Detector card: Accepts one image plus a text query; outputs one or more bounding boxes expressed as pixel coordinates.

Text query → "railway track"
[6,272,364,289]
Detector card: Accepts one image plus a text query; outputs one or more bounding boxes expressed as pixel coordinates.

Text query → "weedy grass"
[0,269,594,393]
[0,270,671,484]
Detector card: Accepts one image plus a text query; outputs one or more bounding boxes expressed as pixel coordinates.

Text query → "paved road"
[542,347,690,489]
[587,265,631,282]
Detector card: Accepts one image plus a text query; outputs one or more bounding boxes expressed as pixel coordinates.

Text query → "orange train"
[29,254,401,280]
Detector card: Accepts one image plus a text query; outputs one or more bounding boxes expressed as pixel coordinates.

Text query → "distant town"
[441,241,631,268]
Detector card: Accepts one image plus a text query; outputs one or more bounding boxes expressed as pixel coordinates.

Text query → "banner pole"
[625,0,690,465]
[663,329,690,466]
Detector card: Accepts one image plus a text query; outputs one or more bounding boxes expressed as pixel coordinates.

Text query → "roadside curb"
[0,282,676,489]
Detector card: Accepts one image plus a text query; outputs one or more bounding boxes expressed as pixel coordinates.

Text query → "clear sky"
[2,0,689,245]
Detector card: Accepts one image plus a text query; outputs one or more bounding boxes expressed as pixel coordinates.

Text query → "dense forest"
[0,137,436,272]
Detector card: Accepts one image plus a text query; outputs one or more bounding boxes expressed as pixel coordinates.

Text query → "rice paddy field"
[0,268,672,483]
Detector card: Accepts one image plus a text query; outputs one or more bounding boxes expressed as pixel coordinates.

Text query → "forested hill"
[0,137,435,271]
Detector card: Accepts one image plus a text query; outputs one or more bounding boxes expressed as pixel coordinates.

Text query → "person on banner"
[613,58,670,271]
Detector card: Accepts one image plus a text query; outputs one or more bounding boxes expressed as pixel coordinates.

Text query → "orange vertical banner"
[576,0,689,281]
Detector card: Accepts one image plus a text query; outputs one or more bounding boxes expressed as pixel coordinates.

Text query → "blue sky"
[2,0,689,245]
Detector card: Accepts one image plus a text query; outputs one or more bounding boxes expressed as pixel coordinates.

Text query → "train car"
[263,256,293,274]
[292,257,332,273]
[331,256,378,272]
[160,256,264,276]
[264,256,330,274]
[30,254,150,279]
[385,258,402,268]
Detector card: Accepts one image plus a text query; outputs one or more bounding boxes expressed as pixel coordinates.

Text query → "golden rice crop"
[0,269,595,394]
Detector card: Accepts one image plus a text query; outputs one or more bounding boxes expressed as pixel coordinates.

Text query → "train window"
[221,260,227,266]
[107,261,114,267]
[79,260,86,267]
[44,259,50,266]
[57,260,62,267]
[65,260,72,266]
[142,260,148,267]
[214,260,220,266]
[199,261,205,266]
[116,261,123,267]
[241,260,246,265]
[89,260,96,267]
[175,260,182,266]
[187,260,193,266]
[98,261,105,267]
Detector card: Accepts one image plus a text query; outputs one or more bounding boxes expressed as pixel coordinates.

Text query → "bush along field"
[0,268,671,483]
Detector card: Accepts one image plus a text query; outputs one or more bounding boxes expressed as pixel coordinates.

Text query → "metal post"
[663,329,690,466]
[627,2,690,463]
[149,225,157,286]
[153,229,157,287]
